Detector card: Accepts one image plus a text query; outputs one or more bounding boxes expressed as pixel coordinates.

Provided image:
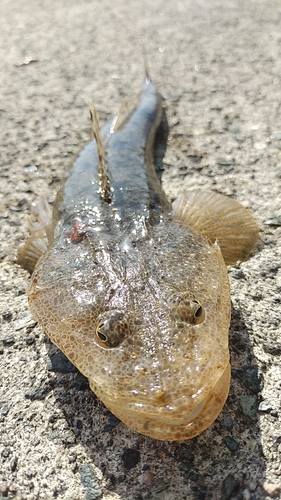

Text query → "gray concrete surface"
[0,0,281,498]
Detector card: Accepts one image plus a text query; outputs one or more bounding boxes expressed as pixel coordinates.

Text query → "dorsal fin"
[112,96,140,132]
[90,106,111,203]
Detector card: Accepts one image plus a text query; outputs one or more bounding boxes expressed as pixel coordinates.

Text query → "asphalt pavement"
[0,0,281,498]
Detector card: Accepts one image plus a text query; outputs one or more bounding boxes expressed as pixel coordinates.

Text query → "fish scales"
[18,77,259,441]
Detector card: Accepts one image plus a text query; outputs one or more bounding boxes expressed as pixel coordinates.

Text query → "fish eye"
[193,300,203,319]
[96,324,107,342]
[96,311,128,348]
[168,293,205,325]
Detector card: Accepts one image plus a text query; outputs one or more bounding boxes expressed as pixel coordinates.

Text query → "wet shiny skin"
[23,78,243,440]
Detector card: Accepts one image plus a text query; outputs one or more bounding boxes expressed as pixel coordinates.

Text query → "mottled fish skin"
[19,77,258,441]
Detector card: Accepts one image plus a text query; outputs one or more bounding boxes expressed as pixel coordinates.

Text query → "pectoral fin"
[17,197,53,273]
[172,190,259,265]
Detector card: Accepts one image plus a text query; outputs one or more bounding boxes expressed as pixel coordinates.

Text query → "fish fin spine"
[90,106,111,203]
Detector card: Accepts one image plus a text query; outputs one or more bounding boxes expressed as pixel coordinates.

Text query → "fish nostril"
[155,390,166,402]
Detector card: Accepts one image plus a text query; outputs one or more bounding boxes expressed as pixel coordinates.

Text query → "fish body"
[18,77,258,441]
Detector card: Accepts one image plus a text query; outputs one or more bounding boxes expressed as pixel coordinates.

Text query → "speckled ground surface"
[0,0,281,499]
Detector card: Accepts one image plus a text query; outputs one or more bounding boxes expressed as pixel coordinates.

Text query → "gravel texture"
[0,0,281,499]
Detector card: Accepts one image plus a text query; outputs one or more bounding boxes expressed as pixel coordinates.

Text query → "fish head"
[27,220,231,441]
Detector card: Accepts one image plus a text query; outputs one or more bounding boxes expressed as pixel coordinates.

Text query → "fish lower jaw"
[90,363,231,441]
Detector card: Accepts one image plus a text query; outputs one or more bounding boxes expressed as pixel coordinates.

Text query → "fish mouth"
[91,363,231,441]
[134,393,210,427]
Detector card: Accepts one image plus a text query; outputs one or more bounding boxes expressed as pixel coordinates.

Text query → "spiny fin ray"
[90,105,111,203]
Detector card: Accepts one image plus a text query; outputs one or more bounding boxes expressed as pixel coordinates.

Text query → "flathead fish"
[18,76,258,441]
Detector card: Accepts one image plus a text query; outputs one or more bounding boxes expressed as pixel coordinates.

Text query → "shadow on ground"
[38,300,266,500]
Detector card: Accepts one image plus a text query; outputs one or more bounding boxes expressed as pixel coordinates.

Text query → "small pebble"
[229,269,245,280]
[270,434,280,446]
[221,474,240,500]
[222,417,234,431]
[263,215,281,226]
[222,436,239,452]
[258,400,273,413]
[270,131,281,140]
[46,133,57,141]
[263,480,281,498]
[68,453,77,464]
[102,413,120,432]
[2,334,15,346]
[239,395,258,421]
[249,481,257,491]
[0,406,10,417]
[10,457,18,472]
[263,342,281,356]
[14,316,36,331]
[242,488,250,500]
[1,448,10,458]
[25,334,36,346]
[143,470,154,487]
[189,471,199,482]
[178,460,193,472]
[154,479,169,493]
[0,483,9,497]
[79,463,102,500]
[216,157,235,166]
[23,164,38,174]
[25,468,34,479]
[121,448,140,470]
[2,311,12,321]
